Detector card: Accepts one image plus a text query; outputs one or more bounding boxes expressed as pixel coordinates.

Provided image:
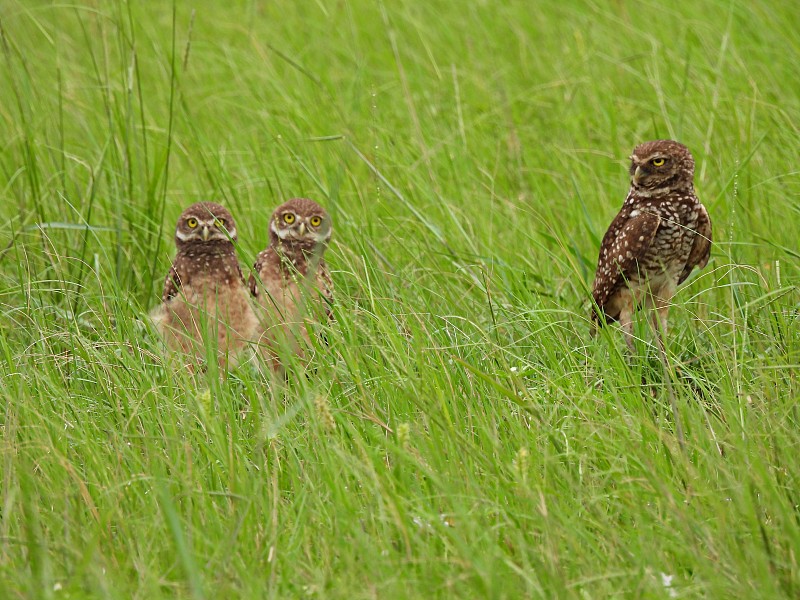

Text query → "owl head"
[269,198,332,251]
[174,202,237,250]
[629,140,695,195]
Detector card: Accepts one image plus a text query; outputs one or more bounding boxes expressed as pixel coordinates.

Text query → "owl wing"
[592,209,662,312]
[678,203,712,285]
[249,249,272,297]
[317,259,334,321]
[234,260,247,286]
[162,262,184,303]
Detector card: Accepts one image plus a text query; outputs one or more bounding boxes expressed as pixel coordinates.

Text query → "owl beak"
[201,225,211,241]
[298,222,306,236]
[632,165,643,185]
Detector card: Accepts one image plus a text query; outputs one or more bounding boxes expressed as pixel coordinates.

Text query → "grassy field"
[1,0,799,597]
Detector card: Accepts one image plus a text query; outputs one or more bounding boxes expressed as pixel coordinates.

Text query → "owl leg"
[252,324,293,380]
[619,305,636,353]
[274,322,307,375]
[649,283,676,349]
[654,309,668,352]
[611,288,636,352]
[649,287,686,452]
[216,325,246,372]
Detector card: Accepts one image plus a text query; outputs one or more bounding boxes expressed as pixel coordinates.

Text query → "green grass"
[1,0,799,597]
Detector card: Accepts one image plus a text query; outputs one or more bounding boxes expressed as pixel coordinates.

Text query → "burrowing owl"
[590,140,712,350]
[151,202,257,369]
[248,198,333,370]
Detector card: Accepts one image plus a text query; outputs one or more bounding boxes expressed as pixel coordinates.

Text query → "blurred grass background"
[0,0,798,597]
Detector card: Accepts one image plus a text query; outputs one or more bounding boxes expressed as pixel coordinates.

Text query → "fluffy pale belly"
[252,278,327,362]
[627,269,680,303]
[153,285,257,365]
[605,245,689,320]
[630,229,694,290]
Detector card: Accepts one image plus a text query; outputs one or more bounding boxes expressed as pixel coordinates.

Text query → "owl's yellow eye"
[309,216,322,227]
[187,218,198,228]
[283,213,296,224]
[214,218,226,229]
[651,158,666,167]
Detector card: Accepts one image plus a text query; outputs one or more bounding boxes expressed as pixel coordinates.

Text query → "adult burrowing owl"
[151,202,257,369]
[590,140,712,349]
[249,198,333,371]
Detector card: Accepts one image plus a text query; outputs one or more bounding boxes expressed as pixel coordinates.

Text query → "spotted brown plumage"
[590,140,712,349]
[151,202,257,369]
[249,198,334,372]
